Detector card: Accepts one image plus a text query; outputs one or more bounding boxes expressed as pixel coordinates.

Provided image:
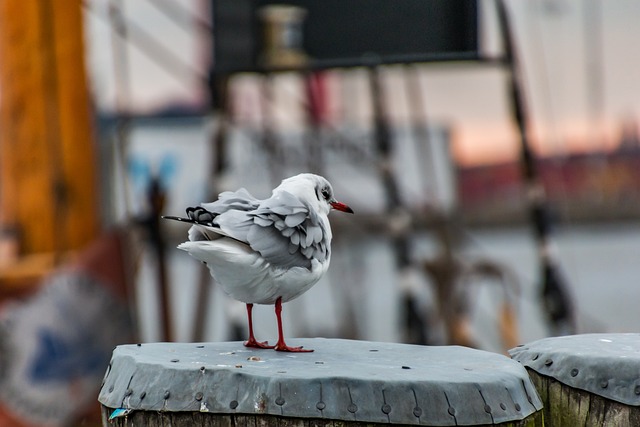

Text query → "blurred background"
[1,0,640,425]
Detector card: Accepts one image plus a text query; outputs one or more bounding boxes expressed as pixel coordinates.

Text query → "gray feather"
[290,231,300,246]
[282,227,295,237]
[304,229,314,247]
[285,212,307,228]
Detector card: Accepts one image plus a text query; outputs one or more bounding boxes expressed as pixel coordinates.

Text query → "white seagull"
[164,173,353,352]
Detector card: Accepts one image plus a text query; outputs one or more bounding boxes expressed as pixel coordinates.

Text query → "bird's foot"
[274,341,314,352]
[244,338,275,349]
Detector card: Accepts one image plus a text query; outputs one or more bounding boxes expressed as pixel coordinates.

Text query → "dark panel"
[212,0,478,72]
[212,0,258,73]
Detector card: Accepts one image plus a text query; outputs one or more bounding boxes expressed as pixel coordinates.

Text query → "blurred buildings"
[459,144,640,226]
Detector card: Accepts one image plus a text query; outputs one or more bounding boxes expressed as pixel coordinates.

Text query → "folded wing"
[170,188,331,271]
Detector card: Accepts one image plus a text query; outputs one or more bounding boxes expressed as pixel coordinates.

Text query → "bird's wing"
[217,190,330,270]
[165,189,330,271]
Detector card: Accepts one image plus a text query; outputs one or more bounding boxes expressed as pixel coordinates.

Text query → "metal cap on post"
[511,334,640,416]
[99,338,542,425]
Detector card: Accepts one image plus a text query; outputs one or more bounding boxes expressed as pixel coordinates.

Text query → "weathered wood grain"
[101,405,543,426]
[528,368,640,427]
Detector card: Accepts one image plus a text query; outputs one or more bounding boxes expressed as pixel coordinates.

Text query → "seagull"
[163,173,353,352]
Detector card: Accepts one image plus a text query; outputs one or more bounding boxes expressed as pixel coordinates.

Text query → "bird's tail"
[162,206,216,227]
[163,207,223,242]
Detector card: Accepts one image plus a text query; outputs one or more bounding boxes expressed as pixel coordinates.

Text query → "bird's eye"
[321,188,330,200]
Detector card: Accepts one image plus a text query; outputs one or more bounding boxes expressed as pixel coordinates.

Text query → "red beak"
[330,201,354,214]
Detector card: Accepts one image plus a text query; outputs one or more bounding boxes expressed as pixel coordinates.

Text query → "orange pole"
[0,0,99,256]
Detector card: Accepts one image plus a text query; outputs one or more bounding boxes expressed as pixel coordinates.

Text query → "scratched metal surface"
[99,338,541,425]
[510,333,640,406]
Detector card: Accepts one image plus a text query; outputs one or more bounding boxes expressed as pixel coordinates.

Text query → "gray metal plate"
[99,338,541,425]
[510,333,640,406]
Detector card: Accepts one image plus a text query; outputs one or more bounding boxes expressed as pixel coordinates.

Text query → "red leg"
[273,297,313,352]
[243,303,274,349]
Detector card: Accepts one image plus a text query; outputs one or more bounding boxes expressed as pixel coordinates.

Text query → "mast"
[0,0,99,258]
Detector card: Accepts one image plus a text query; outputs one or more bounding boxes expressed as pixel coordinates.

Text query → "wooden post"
[511,333,640,426]
[100,339,543,426]
[0,0,98,256]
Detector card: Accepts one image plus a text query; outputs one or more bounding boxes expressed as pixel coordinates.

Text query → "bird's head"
[277,173,354,217]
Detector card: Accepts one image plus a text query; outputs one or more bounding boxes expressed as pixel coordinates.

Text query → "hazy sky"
[83,0,640,165]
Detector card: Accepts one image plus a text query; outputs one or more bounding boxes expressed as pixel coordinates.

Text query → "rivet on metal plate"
[413,406,422,417]
[500,403,507,410]
[544,359,553,367]
[316,401,326,411]
[381,404,391,414]
[276,397,285,406]
[348,403,358,413]
[195,392,204,401]
[484,404,492,414]
[164,391,171,399]
[514,403,521,411]
[230,400,238,409]
[601,380,609,389]
[448,407,456,416]
[571,368,579,377]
